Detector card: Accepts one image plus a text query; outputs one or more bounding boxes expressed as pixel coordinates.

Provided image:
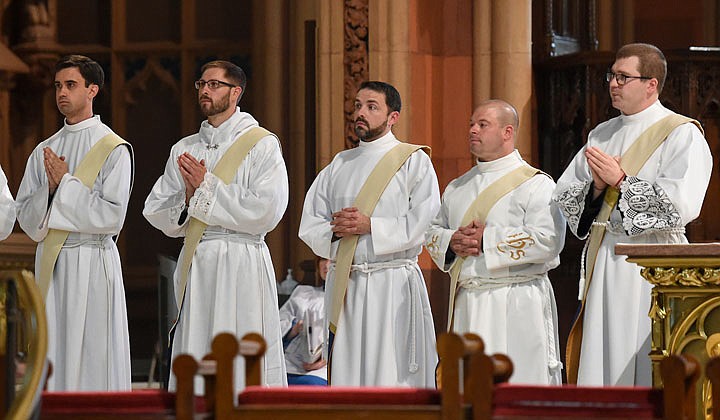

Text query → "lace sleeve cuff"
[553,181,591,236]
[618,176,681,236]
[188,172,220,223]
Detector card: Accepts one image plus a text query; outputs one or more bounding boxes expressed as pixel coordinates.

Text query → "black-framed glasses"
[605,72,652,86]
[194,79,236,90]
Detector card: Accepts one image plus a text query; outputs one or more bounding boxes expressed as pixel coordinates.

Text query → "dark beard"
[200,92,231,117]
[354,119,388,141]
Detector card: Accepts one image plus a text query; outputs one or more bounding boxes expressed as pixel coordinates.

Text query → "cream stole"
[565,113,702,384]
[38,133,129,300]
[445,164,542,330]
[175,127,273,310]
[329,143,430,334]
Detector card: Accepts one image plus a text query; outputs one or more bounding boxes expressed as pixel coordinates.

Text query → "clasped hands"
[43,147,68,194]
[450,220,485,257]
[178,152,207,204]
[584,146,625,196]
[331,207,371,237]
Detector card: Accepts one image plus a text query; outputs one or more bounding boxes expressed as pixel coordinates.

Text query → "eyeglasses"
[605,72,652,86]
[194,79,236,90]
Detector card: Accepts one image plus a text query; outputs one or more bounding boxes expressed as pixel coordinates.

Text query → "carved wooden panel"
[343,0,368,149]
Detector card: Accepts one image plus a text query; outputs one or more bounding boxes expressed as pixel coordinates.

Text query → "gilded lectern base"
[616,243,720,420]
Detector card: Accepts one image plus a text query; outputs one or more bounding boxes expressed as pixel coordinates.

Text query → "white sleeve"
[48,145,132,234]
[143,146,191,238]
[370,151,441,255]
[16,147,51,242]
[298,166,335,259]
[0,166,15,240]
[186,136,289,234]
[484,176,566,270]
[425,192,455,272]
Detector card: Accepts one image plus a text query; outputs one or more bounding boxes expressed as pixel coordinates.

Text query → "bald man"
[425,100,566,385]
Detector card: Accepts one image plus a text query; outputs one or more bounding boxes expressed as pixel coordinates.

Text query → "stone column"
[317,0,345,166]
[252,0,289,280]
[473,0,492,107]
[369,0,411,141]
[491,0,532,160]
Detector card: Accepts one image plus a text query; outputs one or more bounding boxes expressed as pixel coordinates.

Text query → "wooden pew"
[39,360,199,420]
[40,338,204,419]
[40,332,266,419]
[490,353,699,420]
[186,330,700,420]
[183,331,505,420]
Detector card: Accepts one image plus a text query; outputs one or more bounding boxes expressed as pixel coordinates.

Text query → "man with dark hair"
[426,100,565,385]
[199,60,247,103]
[16,54,133,391]
[299,81,440,387]
[54,54,105,88]
[554,43,713,386]
[358,80,402,113]
[144,60,288,392]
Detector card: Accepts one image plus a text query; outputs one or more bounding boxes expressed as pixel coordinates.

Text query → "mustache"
[355,117,368,125]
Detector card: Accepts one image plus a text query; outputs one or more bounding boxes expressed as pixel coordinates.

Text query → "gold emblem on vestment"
[497,233,535,260]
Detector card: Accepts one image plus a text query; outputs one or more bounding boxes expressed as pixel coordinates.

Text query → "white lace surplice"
[553,101,713,386]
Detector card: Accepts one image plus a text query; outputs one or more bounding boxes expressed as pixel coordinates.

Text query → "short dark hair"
[55,55,104,89]
[616,43,667,94]
[358,81,401,113]
[200,60,247,102]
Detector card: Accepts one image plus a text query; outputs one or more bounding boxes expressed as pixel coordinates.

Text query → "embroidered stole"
[445,164,542,331]
[39,133,129,300]
[565,113,702,384]
[328,143,430,334]
[176,127,272,309]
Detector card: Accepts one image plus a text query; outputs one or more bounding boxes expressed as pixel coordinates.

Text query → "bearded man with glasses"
[553,43,713,386]
[144,60,289,393]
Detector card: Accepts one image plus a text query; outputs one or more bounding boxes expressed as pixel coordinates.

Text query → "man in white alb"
[554,43,713,386]
[16,55,133,391]
[0,166,15,240]
[426,100,565,385]
[144,60,288,392]
[299,81,440,387]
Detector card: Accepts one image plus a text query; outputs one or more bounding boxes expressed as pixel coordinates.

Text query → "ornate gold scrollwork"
[642,267,720,287]
[648,292,667,321]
